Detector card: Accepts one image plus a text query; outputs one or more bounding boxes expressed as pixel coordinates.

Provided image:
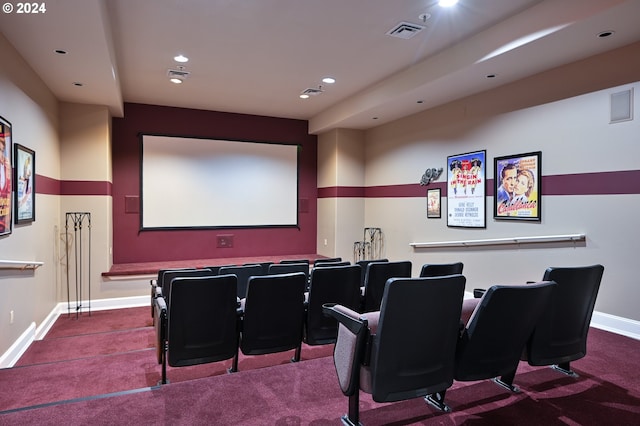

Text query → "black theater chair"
[313,260,351,267]
[525,264,605,376]
[361,260,411,312]
[150,267,196,320]
[356,259,388,287]
[246,262,273,275]
[279,258,310,265]
[323,274,466,425]
[268,262,309,284]
[233,272,307,372]
[419,262,463,277]
[219,264,265,300]
[304,264,362,346]
[160,268,217,309]
[313,257,343,266]
[154,274,240,384]
[426,281,557,412]
[461,264,605,377]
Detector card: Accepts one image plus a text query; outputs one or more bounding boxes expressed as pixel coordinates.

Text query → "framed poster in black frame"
[0,116,12,236]
[494,151,541,221]
[14,143,35,224]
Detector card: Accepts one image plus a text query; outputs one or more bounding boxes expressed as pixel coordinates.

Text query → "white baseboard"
[591,311,640,340]
[0,322,36,368]
[1,295,148,368]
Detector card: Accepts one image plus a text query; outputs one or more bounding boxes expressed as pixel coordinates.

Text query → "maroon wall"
[112,103,317,264]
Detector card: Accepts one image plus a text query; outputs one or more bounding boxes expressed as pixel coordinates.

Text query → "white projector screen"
[141,135,299,229]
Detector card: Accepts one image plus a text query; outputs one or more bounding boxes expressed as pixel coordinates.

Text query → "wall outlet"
[217,235,234,248]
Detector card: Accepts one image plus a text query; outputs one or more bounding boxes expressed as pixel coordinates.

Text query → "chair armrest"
[154,296,168,365]
[154,295,167,315]
[323,303,371,395]
[473,288,486,298]
[322,303,368,335]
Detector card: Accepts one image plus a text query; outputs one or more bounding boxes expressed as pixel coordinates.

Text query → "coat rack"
[65,212,91,318]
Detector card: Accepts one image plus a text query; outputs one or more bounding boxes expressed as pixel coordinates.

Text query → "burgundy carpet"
[44,307,152,338]
[14,327,154,366]
[0,306,333,412]
[1,308,639,425]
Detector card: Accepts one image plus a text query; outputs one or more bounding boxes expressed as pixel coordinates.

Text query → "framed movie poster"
[494,151,541,221]
[427,188,441,218]
[447,150,486,228]
[14,144,35,224]
[0,116,12,236]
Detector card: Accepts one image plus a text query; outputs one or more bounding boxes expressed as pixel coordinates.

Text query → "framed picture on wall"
[447,150,486,228]
[494,151,541,221]
[14,143,35,224]
[0,116,13,236]
[427,188,441,218]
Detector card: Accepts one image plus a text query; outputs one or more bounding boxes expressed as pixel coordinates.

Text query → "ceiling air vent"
[386,22,426,39]
[301,87,324,96]
[167,68,190,79]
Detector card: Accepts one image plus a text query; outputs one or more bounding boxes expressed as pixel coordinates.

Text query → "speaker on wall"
[610,88,633,123]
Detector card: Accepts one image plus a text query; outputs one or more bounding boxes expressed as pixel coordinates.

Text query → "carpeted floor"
[1,307,639,425]
[0,306,334,413]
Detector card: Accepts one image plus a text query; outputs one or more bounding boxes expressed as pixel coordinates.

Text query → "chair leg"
[291,343,302,363]
[340,391,361,426]
[229,348,239,373]
[493,369,520,393]
[551,362,579,378]
[425,390,451,412]
[159,341,169,385]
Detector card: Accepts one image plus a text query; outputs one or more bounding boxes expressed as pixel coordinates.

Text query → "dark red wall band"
[318,170,640,198]
[38,169,640,198]
[35,175,112,196]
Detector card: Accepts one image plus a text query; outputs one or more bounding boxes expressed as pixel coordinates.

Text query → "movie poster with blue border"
[447,150,486,228]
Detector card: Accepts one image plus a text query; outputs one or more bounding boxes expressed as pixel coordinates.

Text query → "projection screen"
[141,135,299,229]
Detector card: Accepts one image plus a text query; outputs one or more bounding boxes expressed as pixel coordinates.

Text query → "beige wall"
[59,103,120,303]
[0,35,121,359]
[317,129,366,260]
[0,33,61,357]
[2,33,639,360]
[319,43,640,321]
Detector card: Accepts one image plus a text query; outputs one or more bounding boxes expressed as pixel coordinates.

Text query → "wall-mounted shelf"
[0,260,44,270]
[410,233,586,249]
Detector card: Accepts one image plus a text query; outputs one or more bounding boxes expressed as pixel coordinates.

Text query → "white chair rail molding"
[410,233,586,249]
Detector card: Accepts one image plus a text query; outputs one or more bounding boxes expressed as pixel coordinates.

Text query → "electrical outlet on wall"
[217,235,234,248]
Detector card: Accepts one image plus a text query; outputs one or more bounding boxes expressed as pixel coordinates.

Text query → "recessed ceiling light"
[54,49,67,55]
[174,54,189,63]
[322,77,336,84]
[170,77,183,84]
[439,0,459,7]
[299,94,310,99]
[597,31,614,38]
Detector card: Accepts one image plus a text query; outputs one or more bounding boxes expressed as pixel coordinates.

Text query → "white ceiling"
[1,0,639,133]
